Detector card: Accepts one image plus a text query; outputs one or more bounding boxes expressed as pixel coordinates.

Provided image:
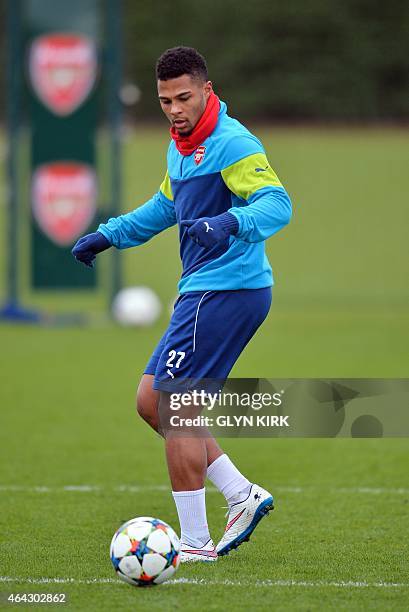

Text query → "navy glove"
[72,231,111,268]
[181,212,239,249]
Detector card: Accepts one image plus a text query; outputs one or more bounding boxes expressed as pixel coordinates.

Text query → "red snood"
[170,91,220,156]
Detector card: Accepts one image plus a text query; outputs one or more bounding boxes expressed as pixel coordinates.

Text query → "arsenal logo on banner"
[194,145,206,165]
[32,162,97,246]
[29,33,97,116]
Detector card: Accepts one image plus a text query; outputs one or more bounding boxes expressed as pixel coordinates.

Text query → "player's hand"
[71,231,111,268]
[181,213,239,249]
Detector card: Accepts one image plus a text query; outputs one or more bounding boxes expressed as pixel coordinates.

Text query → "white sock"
[172,487,211,548]
[207,454,252,505]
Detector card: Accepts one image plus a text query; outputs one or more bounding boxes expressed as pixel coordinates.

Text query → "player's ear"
[204,81,213,98]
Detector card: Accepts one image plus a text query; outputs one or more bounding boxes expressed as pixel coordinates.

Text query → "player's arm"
[98,173,175,248]
[221,152,292,243]
[72,173,176,267]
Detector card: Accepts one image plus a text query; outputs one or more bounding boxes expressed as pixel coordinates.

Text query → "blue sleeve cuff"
[97,226,113,246]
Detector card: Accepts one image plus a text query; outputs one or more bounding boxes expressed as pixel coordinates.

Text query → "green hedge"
[124,0,409,120]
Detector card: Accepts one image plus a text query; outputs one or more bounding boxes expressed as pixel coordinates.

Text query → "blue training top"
[98,100,292,293]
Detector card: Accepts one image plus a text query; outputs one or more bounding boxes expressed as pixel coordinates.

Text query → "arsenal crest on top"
[29,33,98,116]
[194,146,206,165]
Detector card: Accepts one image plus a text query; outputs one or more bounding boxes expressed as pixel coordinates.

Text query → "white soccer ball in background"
[110,516,180,586]
[112,286,161,326]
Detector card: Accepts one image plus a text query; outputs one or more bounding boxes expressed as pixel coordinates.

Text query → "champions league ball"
[112,287,161,327]
[110,517,180,586]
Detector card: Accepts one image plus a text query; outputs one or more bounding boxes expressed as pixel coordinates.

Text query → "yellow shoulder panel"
[221,153,282,201]
[159,171,173,201]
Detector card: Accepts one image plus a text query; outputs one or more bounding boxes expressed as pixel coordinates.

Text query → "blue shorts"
[144,287,272,393]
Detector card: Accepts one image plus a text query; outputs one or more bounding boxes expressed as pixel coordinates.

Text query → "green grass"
[0,127,408,610]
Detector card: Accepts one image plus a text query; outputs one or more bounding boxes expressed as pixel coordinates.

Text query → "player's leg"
[136,375,160,431]
[137,379,254,507]
[152,288,274,557]
[142,289,274,558]
[136,374,221,560]
[136,374,223,465]
[159,390,217,561]
[160,395,208,490]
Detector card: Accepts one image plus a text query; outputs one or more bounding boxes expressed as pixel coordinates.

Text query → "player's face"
[158,75,213,136]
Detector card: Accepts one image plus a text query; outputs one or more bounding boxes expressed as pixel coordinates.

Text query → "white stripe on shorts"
[192,291,211,353]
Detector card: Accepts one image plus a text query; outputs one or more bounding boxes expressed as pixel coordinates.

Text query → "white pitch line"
[0,485,214,494]
[0,576,408,589]
[336,486,409,495]
[170,578,409,589]
[116,485,170,493]
[0,484,408,495]
[0,577,119,585]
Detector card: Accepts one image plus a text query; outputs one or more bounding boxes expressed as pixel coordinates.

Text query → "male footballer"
[72,47,292,562]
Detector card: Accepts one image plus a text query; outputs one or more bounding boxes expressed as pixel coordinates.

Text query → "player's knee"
[136,387,150,421]
[136,379,158,428]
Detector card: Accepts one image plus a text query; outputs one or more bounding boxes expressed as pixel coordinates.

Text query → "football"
[112,286,162,327]
[110,516,180,586]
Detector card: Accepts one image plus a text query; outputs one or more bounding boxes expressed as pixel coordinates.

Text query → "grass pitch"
[0,127,408,610]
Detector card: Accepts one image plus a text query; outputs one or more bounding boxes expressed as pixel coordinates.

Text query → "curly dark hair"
[156,46,208,82]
